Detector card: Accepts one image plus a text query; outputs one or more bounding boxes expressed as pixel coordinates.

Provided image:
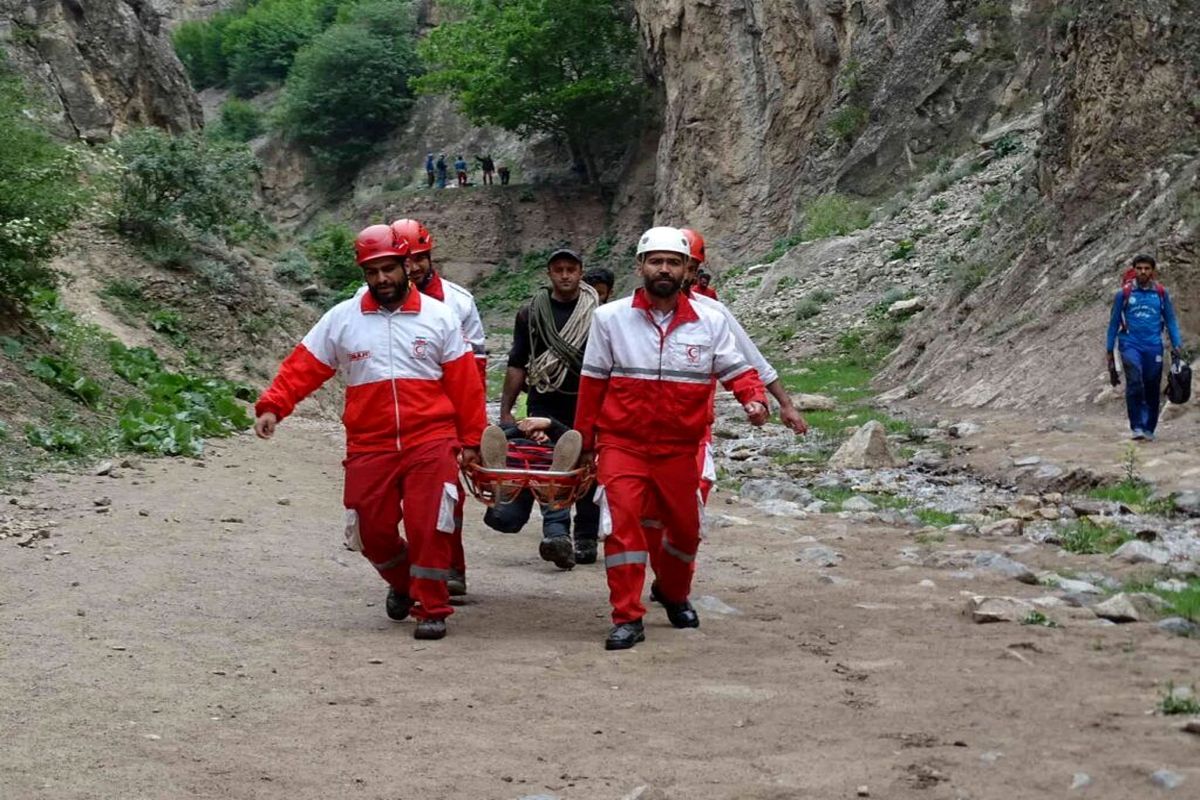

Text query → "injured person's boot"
[539,534,576,570]
[480,424,508,468]
[549,429,582,471]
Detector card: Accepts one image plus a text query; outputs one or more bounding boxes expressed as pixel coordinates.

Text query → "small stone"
[797,546,843,567]
[1111,540,1171,566]
[979,518,1023,537]
[1161,618,1200,638]
[1038,506,1061,520]
[972,551,1037,584]
[817,573,856,586]
[841,495,878,512]
[277,498,291,506]
[856,786,870,798]
[791,393,836,411]
[93,497,112,507]
[964,595,1034,623]
[1070,773,1091,790]
[220,516,244,524]
[948,421,981,438]
[367,658,383,665]
[1150,769,1184,790]
[1093,593,1139,623]
[739,479,813,504]
[138,509,150,517]
[1012,455,1042,466]
[95,506,110,514]
[92,461,114,476]
[886,297,924,317]
[827,420,896,469]
[1182,719,1200,735]
[110,645,127,651]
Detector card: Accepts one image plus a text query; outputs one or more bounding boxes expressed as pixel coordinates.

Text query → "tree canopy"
[414,0,645,183]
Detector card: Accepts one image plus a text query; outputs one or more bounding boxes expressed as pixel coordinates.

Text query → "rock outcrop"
[0,0,201,141]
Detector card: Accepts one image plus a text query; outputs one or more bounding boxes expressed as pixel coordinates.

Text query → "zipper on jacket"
[385,314,402,451]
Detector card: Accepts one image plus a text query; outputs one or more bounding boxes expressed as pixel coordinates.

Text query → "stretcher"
[460,443,595,511]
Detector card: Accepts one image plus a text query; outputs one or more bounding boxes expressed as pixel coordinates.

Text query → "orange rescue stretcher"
[460,442,595,511]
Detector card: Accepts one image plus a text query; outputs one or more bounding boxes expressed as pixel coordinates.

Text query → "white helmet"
[635,226,692,259]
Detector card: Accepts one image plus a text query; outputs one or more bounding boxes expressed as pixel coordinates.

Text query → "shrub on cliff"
[113,129,264,246]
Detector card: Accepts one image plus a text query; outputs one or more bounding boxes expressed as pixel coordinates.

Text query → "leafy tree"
[0,52,87,303]
[276,1,421,172]
[415,0,645,183]
[113,129,264,245]
[173,12,234,90]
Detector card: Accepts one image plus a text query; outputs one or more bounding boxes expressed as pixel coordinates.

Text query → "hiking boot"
[1143,431,1157,442]
[604,620,645,650]
[386,588,413,621]
[550,429,582,471]
[1131,429,1146,440]
[574,537,598,565]
[447,575,467,597]
[480,425,509,468]
[662,598,700,629]
[539,535,575,570]
[414,619,447,640]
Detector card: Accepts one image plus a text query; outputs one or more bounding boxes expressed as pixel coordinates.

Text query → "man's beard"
[369,273,409,305]
[644,274,681,299]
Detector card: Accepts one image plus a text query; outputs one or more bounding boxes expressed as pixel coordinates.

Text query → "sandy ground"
[2,418,1198,800]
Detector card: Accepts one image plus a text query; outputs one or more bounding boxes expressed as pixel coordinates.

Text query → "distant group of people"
[254,216,808,648]
[424,152,510,189]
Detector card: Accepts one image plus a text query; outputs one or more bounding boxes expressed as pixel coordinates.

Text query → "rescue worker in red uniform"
[254,224,485,641]
[389,218,486,598]
[575,226,769,650]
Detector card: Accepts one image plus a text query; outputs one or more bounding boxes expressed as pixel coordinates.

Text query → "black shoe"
[574,537,598,565]
[414,619,447,640]
[662,598,700,629]
[447,574,467,597]
[649,581,665,604]
[604,620,645,650]
[539,535,576,570]
[386,588,413,621]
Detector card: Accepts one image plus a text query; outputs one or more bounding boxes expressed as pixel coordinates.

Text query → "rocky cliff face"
[0,0,201,141]
[634,0,1059,264]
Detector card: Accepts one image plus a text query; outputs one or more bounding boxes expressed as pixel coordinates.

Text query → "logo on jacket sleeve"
[412,337,430,359]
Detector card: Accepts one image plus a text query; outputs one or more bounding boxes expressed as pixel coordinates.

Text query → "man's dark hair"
[1132,253,1157,268]
[583,267,615,288]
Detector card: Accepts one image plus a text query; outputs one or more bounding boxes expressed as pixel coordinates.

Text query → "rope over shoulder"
[527,282,598,395]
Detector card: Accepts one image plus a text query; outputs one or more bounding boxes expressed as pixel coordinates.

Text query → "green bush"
[305,223,359,289]
[173,14,233,90]
[276,1,421,171]
[274,248,314,284]
[113,128,264,246]
[211,98,263,142]
[828,105,868,142]
[0,55,87,303]
[26,355,103,407]
[25,422,90,455]
[800,195,872,240]
[888,239,916,261]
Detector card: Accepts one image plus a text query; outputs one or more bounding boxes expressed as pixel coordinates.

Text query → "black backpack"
[1165,355,1192,405]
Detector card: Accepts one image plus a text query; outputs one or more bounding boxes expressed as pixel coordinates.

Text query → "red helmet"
[680,227,706,264]
[354,224,409,266]
[390,218,434,255]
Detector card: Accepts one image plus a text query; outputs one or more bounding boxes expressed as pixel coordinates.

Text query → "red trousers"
[597,445,702,624]
[343,439,460,620]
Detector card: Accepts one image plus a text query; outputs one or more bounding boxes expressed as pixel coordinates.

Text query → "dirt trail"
[2,418,1198,800]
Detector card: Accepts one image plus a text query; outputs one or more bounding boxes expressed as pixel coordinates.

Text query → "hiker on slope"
[498,249,601,568]
[1105,254,1183,441]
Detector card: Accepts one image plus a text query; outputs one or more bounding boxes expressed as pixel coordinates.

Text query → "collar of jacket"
[422,271,445,302]
[632,287,699,334]
[359,285,422,315]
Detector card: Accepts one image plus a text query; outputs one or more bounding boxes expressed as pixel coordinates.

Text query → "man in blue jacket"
[1105,254,1183,441]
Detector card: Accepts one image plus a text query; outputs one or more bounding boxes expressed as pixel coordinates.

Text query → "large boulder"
[828,420,896,469]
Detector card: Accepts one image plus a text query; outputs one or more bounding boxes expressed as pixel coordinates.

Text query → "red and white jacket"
[355,272,487,389]
[256,288,486,454]
[575,289,766,454]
